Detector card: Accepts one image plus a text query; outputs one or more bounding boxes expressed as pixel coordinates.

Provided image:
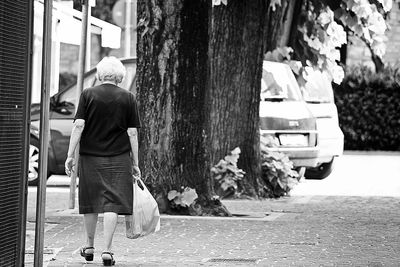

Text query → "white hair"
[96,56,126,83]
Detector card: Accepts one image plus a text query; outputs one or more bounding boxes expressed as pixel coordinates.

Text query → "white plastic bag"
[125,177,161,239]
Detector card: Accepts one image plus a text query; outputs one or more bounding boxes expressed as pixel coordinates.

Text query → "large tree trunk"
[137,0,269,214]
[137,0,182,200]
[207,1,267,196]
[137,0,216,213]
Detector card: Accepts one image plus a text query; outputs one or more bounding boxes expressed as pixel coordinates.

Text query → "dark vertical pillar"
[0,0,34,266]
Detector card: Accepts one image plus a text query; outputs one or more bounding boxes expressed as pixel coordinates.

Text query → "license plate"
[279,134,308,146]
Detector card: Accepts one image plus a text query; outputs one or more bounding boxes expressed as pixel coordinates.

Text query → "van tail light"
[260,117,316,131]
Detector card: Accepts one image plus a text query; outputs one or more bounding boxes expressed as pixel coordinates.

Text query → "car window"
[50,101,76,119]
[57,71,97,105]
[261,62,302,101]
[301,69,334,103]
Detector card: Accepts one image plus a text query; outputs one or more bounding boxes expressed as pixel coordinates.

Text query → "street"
[25,152,400,266]
[292,151,400,197]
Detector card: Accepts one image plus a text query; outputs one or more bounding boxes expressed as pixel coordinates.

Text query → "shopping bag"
[125,176,160,239]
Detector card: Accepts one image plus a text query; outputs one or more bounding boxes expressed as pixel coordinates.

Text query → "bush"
[211,144,299,199]
[211,147,246,199]
[260,135,299,198]
[333,65,400,151]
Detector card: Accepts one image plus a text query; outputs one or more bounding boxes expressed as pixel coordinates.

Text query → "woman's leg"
[103,212,118,251]
[83,213,98,251]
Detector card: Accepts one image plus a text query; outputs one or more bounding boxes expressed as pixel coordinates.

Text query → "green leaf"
[214,174,222,181]
[173,197,183,206]
[221,179,237,191]
[212,0,227,6]
[210,166,219,174]
[231,147,241,155]
[214,160,228,172]
[225,164,244,176]
[181,187,198,207]
[269,0,281,11]
[277,178,285,190]
[167,190,180,201]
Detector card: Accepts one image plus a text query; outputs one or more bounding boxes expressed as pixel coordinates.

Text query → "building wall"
[347,2,400,68]
[383,2,400,65]
[59,28,135,76]
[58,0,137,80]
[59,33,102,74]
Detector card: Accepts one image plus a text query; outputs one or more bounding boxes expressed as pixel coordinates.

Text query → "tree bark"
[287,0,320,65]
[277,0,297,48]
[207,0,267,196]
[368,45,384,73]
[137,0,213,210]
[137,0,269,214]
[263,0,294,52]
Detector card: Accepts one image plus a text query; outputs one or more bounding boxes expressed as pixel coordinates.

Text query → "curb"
[344,150,400,156]
[48,208,284,222]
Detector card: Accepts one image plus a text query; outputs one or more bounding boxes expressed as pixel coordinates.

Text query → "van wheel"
[28,138,50,186]
[305,159,334,180]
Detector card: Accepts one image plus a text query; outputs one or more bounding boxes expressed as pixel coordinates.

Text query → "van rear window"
[261,63,302,101]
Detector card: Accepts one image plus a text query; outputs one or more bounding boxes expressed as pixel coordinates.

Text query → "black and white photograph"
[0,0,400,266]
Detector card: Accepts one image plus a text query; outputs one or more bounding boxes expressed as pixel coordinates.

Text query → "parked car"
[28,58,137,185]
[260,61,319,174]
[300,68,344,179]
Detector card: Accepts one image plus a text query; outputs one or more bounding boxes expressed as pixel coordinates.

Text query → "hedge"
[333,65,400,151]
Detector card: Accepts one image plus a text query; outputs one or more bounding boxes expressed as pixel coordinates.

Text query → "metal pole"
[69,0,89,209]
[19,1,35,265]
[124,0,132,57]
[86,3,91,71]
[34,0,53,265]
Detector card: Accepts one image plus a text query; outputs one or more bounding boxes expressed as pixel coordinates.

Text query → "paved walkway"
[24,195,400,266]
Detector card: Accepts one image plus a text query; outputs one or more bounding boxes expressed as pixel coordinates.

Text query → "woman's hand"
[132,165,141,178]
[65,157,75,177]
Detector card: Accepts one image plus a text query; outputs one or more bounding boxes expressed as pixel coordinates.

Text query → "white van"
[260,61,319,170]
[301,69,344,179]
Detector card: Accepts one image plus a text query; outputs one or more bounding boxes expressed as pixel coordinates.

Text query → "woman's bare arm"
[127,127,140,178]
[127,127,139,167]
[65,119,85,176]
[67,119,85,157]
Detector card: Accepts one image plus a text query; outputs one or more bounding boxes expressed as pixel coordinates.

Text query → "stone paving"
[25,195,400,266]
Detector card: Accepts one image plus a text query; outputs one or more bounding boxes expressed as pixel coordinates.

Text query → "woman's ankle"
[103,248,112,254]
[83,246,94,253]
[101,251,114,259]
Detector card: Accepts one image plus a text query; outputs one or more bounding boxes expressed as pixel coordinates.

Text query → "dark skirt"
[78,152,133,215]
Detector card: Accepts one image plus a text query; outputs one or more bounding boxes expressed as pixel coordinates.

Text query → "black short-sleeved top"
[74,84,141,156]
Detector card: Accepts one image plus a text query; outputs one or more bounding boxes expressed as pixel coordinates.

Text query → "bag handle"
[133,175,145,190]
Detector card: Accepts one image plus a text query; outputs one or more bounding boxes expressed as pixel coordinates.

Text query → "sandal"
[80,246,94,261]
[101,251,115,266]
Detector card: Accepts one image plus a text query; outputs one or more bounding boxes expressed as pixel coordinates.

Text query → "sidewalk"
[25,195,400,266]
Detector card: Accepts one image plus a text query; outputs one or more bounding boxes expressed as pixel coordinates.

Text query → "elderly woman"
[65,56,141,266]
